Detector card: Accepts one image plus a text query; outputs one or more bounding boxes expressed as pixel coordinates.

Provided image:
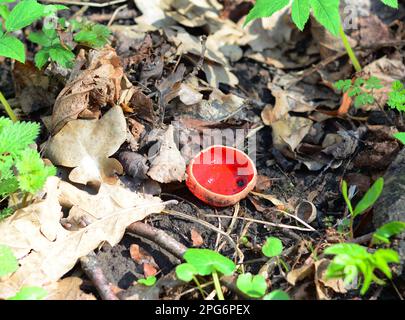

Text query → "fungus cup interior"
[190,146,256,196]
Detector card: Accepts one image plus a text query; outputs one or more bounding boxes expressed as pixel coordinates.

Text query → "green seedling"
[334,76,383,108]
[176,248,236,300]
[324,243,400,295]
[387,80,405,112]
[0,117,56,216]
[0,244,47,299]
[137,275,157,287]
[341,177,384,239]
[236,273,267,298]
[394,132,405,144]
[372,221,405,245]
[244,1,399,73]
[262,236,289,273]
[263,289,290,300]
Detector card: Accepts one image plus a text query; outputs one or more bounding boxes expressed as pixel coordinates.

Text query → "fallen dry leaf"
[191,228,204,247]
[50,47,124,134]
[0,177,165,299]
[44,277,96,300]
[44,106,127,186]
[147,125,186,183]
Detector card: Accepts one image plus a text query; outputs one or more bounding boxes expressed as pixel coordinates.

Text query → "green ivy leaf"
[0,34,25,62]
[0,244,18,277]
[380,0,398,8]
[176,263,198,282]
[353,177,384,217]
[5,0,45,32]
[291,0,311,31]
[183,249,236,276]
[244,0,290,26]
[372,221,405,245]
[7,286,47,300]
[263,290,290,300]
[309,0,341,36]
[262,237,283,257]
[393,132,405,144]
[137,275,157,286]
[236,273,267,298]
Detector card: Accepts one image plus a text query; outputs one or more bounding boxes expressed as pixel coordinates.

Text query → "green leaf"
[341,180,354,215]
[0,177,19,197]
[7,286,47,300]
[176,263,198,282]
[309,0,341,36]
[137,275,157,286]
[73,23,111,48]
[5,0,45,32]
[380,0,398,8]
[354,93,374,108]
[244,0,290,26]
[0,4,10,19]
[353,177,384,217]
[236,273,267,298]
[291,0,310,31]
[372,221,405,245]
[394,132,405,144]
[183,249,236,276]
[0,34,25,62]
[0,119,40,156]
[0,244,18,277]
[263,290,290,300]
[262,237,283,257]
[365,76,383,90]
[334,79,352,93]
[16,148,56,194]
[0,207,14,221]
[48,45,75,68]
[388,81,405,112]
[34,48,50,69]
[28,31,52,47]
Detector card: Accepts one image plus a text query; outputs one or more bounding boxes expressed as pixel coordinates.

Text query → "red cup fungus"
[186,145,257,207]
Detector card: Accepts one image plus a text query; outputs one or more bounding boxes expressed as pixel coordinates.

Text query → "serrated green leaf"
[183,249,236,276]
[34,48,50,69]
[28,31,52,47]
[365,76,383,90]
[372,221,405,245]
[262,237,283,257]
[236,273,267,298]
[0,34,25,62]
[0,244,18,277]
[380,0,398,8]
[309,0,341,36]
[291,0,311,31]
[244,0,290,26]
[353,177,384,217]
[73,23,111,48]
[7,286,47,300]
[334,79,352,93]
[0,177,19,197]
[5,0,45,32]
[0,120,40,156]
[0,207,14,221]
[48,45,75,68]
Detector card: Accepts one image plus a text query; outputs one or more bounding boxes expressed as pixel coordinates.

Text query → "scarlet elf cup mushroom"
[186,145,257,207]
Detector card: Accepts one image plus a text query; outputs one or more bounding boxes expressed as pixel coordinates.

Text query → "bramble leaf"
[5,0,45,32]
[0,34,25,62]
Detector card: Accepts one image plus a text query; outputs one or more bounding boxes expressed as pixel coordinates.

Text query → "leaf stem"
[192,276,206,299]
[211,271,224,300]
[339,25,362,73]
[0,90,18,122]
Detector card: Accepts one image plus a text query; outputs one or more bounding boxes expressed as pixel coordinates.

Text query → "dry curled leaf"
[190,229,204,247]
[51,47,124,134]
[44,106,127,186]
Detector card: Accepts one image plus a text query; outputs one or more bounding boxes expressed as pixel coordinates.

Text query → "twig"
[126,222,187,259]
[108,4,127,26]
[80,252,119,300]
[351,232,373,244]
[41,0,128,7]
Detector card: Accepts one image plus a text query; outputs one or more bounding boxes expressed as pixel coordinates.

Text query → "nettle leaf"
[34,48,50,69]
[236,273,267,298]
[176,263,198,282]
[48,44,75,68]
[183,248,236,276]
[0,119,40,156]
[244,0,290,26]
[262,237,283,257]
[309,0,341,36]
[5,0,45,32]
[380,0,398,8]
[353,177,384,217]
[394,132,405,144]
[0,244,18,277]
[7,286,47,300]
[0,34,25,62]
[291,0,311,31]
[263,290,290,300]
[372,221,405,245]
